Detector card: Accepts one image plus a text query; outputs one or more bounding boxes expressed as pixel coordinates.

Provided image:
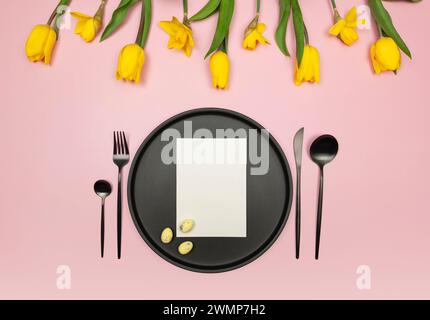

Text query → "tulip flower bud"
[295,45,320,86]
[25,24,57,65]
[209,51,230,89]
[370,37,401,74]
[116,44,145,84]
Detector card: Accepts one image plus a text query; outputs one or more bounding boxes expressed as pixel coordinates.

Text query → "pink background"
[1,0,430,299]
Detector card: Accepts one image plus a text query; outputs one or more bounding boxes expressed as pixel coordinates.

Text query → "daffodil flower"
[160,17,194,57]
[25,24,57,64]
[370,37,401,74]
[243,22,270,50]
[210,51,230,89]
[71,0,106,43]
[243,0,269,51]
[294,45,320,86]
[329,6,364,46]
[71,13,102,43]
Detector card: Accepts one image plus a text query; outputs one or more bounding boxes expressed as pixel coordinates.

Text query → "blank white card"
[176,138,247,237]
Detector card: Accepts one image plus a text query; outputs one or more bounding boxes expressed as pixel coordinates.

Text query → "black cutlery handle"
[315,168,324,260]
[117,170,122,260]
[295,170,301,259]
[101,200,105,258]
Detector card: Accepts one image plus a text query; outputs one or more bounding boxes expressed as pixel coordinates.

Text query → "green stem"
[53,1,72,36]
[330,0,337,9]
[304,23,309,44]
[256,0,261,14]
[136,0,145,45]
[139,0,152,48]
[329,0,340,21]
[220,33,229,53]
[377,23,383,37]
[47,3,60,25]
[47,0,71,26]
[95,0,107,19]
[183,0,188,17]
[183,0,189,25]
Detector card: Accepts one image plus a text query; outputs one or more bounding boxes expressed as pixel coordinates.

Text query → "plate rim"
[127,107,293,273]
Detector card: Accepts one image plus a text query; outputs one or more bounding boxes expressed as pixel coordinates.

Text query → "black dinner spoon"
[310,135,339,260]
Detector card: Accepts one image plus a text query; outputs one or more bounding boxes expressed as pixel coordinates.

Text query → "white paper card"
[176,138,247,237]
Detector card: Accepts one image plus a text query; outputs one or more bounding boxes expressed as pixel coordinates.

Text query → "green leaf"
[369,0,412,58]
[275,0,291,56]
[101,0,139,42]
[292,0,305,65]
[383,0,421,2]
[205,0,234,58]
[189,0,221,21]
[219,33,228,53]
[138,0,152,48]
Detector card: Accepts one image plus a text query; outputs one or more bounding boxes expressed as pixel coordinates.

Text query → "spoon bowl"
[94,180,112,258]
[310,135,339,168]
[94,180,112,200]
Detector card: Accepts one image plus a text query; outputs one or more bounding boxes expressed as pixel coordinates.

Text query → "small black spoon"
[310,135,339,260]
[94,180,112,258]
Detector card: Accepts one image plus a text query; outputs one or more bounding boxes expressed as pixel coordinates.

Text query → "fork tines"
[113,131,129,156]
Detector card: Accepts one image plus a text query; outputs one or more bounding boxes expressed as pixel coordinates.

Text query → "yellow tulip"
[25,24,57,65]
[243,23,270,50]
[370,37,401,74]
[159,17,194,57]
[71,12,102,43]
[294,45,320,86]
[210,51,230,89]
[329,7,364,46]
[116,44,145,84]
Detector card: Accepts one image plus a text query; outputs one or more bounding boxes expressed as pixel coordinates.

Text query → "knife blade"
[294,128,304,167]
[293,127,304,259]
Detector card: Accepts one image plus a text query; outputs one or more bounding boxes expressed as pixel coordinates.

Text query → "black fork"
[113,131,130,259]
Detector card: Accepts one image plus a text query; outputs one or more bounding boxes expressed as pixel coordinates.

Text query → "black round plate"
[127,108,292,273]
